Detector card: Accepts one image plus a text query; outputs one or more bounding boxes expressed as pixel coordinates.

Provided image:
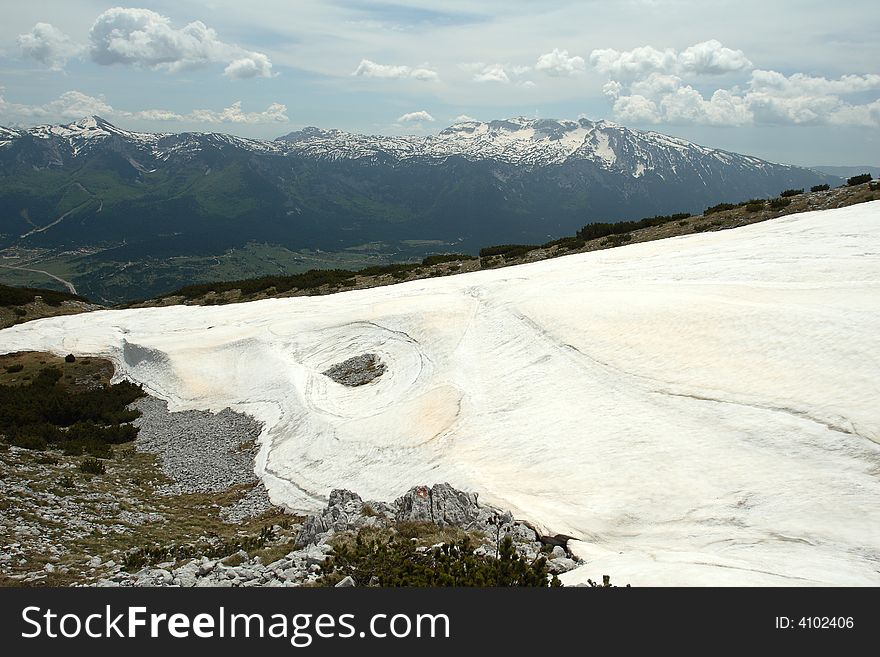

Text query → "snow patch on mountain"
[2,115,801,180]
[2,201,879,585]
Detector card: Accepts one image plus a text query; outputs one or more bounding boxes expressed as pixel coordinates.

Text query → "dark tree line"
[0,368,144,457]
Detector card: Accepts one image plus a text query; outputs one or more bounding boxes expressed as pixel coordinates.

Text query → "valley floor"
[2,201,880,585]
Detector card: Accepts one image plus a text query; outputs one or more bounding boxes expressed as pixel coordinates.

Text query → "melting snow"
[2,202,879,585]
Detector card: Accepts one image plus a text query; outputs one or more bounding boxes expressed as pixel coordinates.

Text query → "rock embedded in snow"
[322,353,386,387]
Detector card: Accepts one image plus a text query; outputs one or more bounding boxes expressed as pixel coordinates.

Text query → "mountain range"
[1,115,837,253]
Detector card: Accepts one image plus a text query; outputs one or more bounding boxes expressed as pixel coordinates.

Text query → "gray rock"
[197,560,216,577]
[335,575,356,588]
[322,354,386,387]
[548,558,578,574]
[395,483,482,528]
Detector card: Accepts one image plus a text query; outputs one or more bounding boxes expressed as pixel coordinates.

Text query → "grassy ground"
[0,352,299,587]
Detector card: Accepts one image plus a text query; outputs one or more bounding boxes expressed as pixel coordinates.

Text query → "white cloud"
[184,101,288,124]
[591,45,677,79]
[353,59,438,81]
[602,68,880,127]
[471,63,509,83]
[452,114,477,122]
[17,23,83,70]
[224,53,274,79]
[678,40,752,75]
[590,40,750,78]
[0,90,114,120]
[535,48,585,77]
[749,70,880,96]
[397,110,435,123]
[0,90,288,125]
[88,7,273,78]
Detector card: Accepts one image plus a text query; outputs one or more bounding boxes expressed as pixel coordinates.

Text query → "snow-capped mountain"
[0,115,835,294]
[276,116,783,178]
[4,114,810,178]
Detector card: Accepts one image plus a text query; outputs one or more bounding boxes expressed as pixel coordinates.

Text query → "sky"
[0,0,878,166]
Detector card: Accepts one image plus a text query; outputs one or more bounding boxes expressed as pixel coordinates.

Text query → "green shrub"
[847,173,872,186]
[10,434,48,451]
[421,254,477,266]
[601,233,632,247]
[64,354,76,363]
[811,184,830,192]
[0,284,87,308]
[693,220,728,233]
[577,213,690,241]
[704,203,737,216]
[745,201,765,212]
[321,534,560,587]
[12,307,27,317]
[79,457,106,475]
[0,368,144,454]
[5,364,24,373]
[769,197,792,210]
[780,188,803,197]
[479,244,537,258]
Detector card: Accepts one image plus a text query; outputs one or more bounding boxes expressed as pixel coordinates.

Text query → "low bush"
[5,364,24,373]
[769,197,792,209]
[847,173,872,186]
[601,233,632,247]
[0,367,144,455]
[780,188,803,197]
[0,284,87,308]
[745,202,765,213]
[79,457,106,475]
[577,213,690,241]
[421,254,477,266]
[811,184,830,192]
[478,244,537,259]
[320,534,560,587]
[704,203,737,216]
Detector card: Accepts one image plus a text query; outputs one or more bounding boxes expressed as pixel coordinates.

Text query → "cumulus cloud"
[88,7,273,78]
[678,40,752,76]
[601,67,880,127]
[471,63,510,83]
[590,40,750,78]
[224,53,273,79]
[397,110,435,123]
[0,89,288,125]
[184,101,288,124]
[592,38,878,128]
[591,45,677,79]
[452,114,477,122]
[0,90,114,120]
[535,48,585,77]
[749,70,880,97]
[353,59,438,81]
[17,23,83,70]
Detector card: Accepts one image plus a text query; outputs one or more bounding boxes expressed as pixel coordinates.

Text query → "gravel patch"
[132,396,271,520]
[322,353,386,386]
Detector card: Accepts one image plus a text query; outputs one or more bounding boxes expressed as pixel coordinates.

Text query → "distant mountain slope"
[0,116,835,258]
[810,165,880,179]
